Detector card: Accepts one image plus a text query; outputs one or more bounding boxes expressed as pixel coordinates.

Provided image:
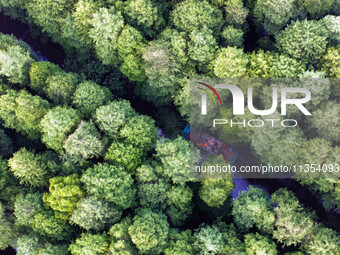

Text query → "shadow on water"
[0,13,65,64]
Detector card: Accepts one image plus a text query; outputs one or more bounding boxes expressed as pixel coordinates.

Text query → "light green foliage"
[81,163,136,209]
[271,189,316,247]
[271,54,306,77]
[254,0,298,35]
[94,100,137,138]
[211,47,248,78]
[224,0,248,28]
[244,233,278,255]
[188,29,217,66]
[8,148,49,187]
[0,128,13,157]
[29,61,62,92]
[72,81,112,118]
[166,184,193,226]
[123,0,165,37]
[232,186,272,232]
[63,121,104,160]
[27,0,76,38]
[164,229,194,255]
[119,115,157,151]
[117,25,146,81]
[174,78,190,121]
[105,141,143,173]
[40,106,81,152]
[193,225,224,255]
[171,0,223,33]
[302,226,340,254]
[32,210,73,240]
[70,196,121,231]
[297,0,335,18]
[222,224,246,254]
[321,15,340,46]
[247,50,274,78]
[140,41,179,105]
[43,174,84,220]
[276,20,328,64]
[0,90,50,140]
[89,7,125,65]
[108,217,138,255]
[221,26,244,48]
[128,208,169,254]
[72,0,100,47]
[199,178,234,208]
[69,232,110,255]
[37,243,69,255]
[16,233,42,255]
[14,192,43,226]
[0,45,34,84]
[319,46,340,77]
[46,72,80,105]
[0,201,17,250]
[156,136,198,184]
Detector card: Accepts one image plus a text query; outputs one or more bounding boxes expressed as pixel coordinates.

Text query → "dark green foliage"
[72,81,112,117]
[164,229,194,255]
[43,174,84,220]
[70,196,122,231]
[221,26,244,48]
[224,0,248,29]
[0,201,17,250]
[128,208,169,254]
[94,100,137,138]
[81,163,136,209]
[297,0,335,18]
[69,232,110,255]
[0,128,13,157]
[13,192,43,226]
[29,61,62,92]
[40,106,81,152]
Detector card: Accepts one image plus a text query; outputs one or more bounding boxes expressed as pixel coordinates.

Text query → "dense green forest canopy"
[0,0,339,254]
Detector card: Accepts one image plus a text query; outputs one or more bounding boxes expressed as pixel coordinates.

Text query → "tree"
[188,28,217,66]
[271,54,306,78]
[271,188,316,247]
[119,115,158,152]
[89,7,125,66]
[108,216,138,255]
[232,186,273,232]
[72,81,112,118]
[155,136,199,184]
[69,232,110,255]
[244,233,278,255]
[0,128,13,157]
[128,208,169,254]
[276,20,328,64]
[37,243,69,255]
[40,106,81,152]
[170,0,223,33]
[254,0,298,35]
[224,0,248,29]
[29,61,62,93]
[193,224,224,255]
[0,45,34,85]
[13,192,43,226]
[45,72,80,105]
[164,229,194,255]
[139,41,180,105]
[63,121,104,161]
[222,224,246,254]
[302,226,340,255]
[81,163,136,209]
[0,201,17,250]
[123,0,165,37]
[43,174,84,220]
[319,46,340,78]
[297,0,335,18]
[70,196,121,231]
[211,47,248,78]
[8,148,49,187]
[321,15,340,46]
[221,26,244,48]
[16,233,42,255]
[94,100,137,138]
[32,210,73,240]
[247,50,273,78]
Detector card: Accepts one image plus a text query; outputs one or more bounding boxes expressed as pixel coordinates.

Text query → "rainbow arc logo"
[197,82,223,106]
